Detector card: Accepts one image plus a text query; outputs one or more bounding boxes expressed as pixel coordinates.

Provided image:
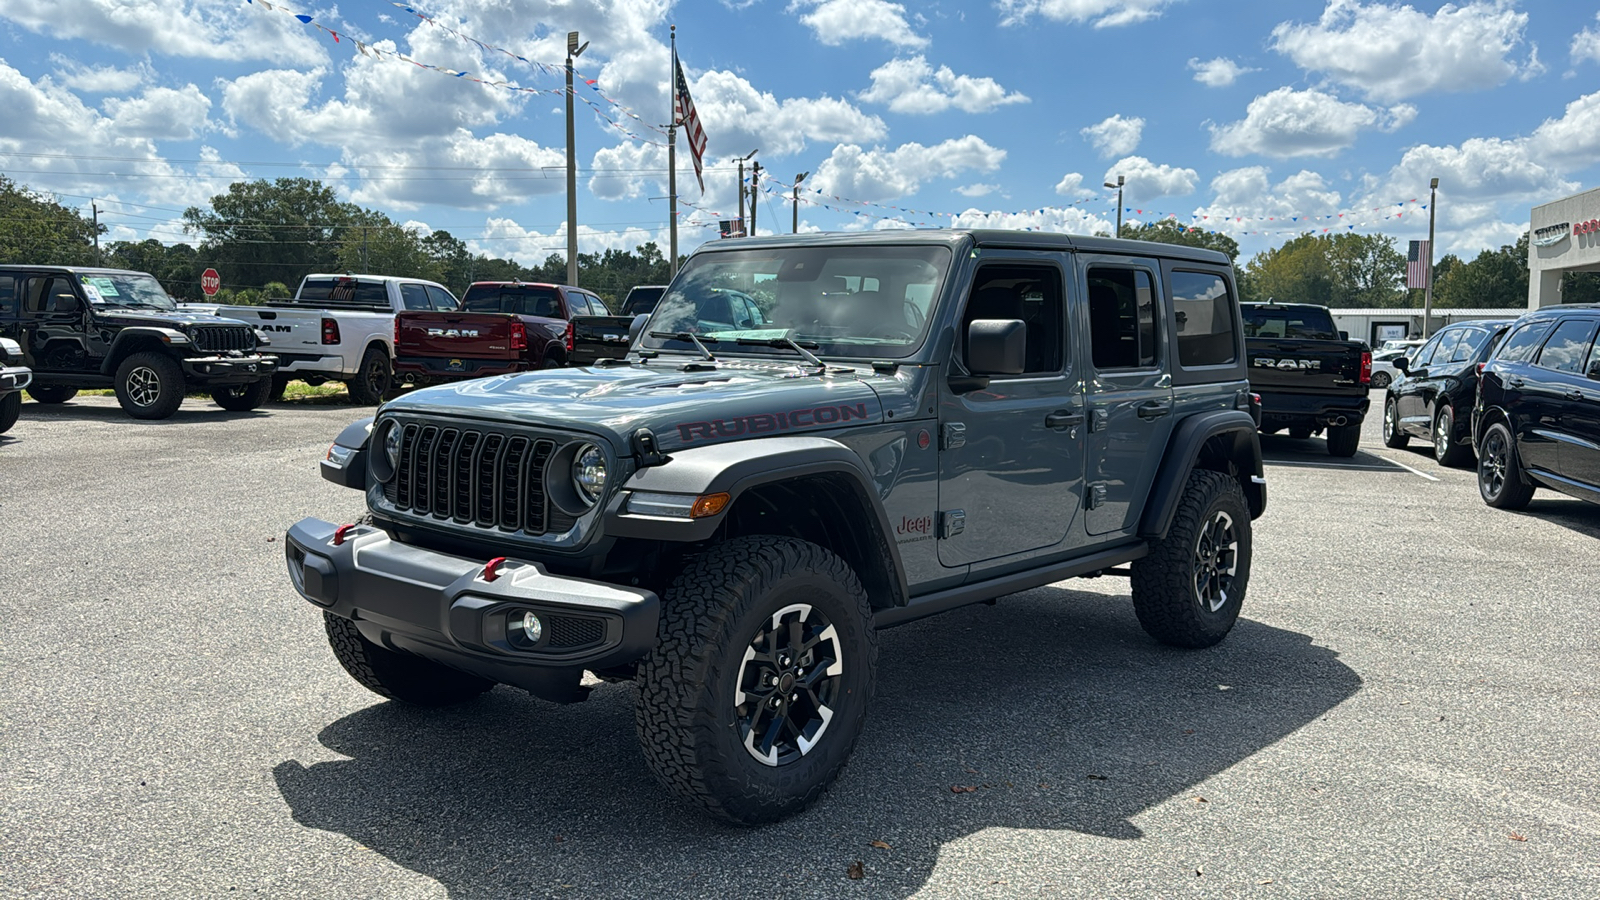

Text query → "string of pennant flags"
[244,0,666,145]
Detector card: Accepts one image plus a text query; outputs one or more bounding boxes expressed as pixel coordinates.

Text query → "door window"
[1170,271,1237,367]
[1494,322,1552,363]
[1449,328,1490,362]
[566,293,592,316]
[584,292,610,315]
[1534,320,1598,373]
[1087,268,1156,370]
[1411,333,1444,367]
[399,284,431,310]
[962,264,1064,375]
[25,276,78,314]
[425,285,457,310]
[1429,330,1464,366]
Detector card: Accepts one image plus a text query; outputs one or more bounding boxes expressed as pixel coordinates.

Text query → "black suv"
[1474,305,1600,508]
[285,230,1268,824]
[1382,320,1511,467]
[0,266,277,419]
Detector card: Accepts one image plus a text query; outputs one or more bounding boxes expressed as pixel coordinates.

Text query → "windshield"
[1241,305,1338,341]
[80,273,176,310]
[641,245,952,360]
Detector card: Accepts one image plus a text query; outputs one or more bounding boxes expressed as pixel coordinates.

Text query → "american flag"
[1406,239,1431,289]
[673,48,707,193]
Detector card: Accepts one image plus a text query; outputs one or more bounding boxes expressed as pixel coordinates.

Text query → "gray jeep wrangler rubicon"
[286,230,1267,824]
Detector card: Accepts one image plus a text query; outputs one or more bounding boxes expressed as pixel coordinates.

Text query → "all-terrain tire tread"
[1326,423,1361,457]
[212,378,274,411]
[322,611,493,706]
[1130,470,1251,649]
[115,351,185,420]
[634,535,877,825]
[0,392,20,434]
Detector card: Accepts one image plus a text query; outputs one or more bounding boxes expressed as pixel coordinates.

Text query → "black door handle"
[1045,411,1085,429]
[1566,390,1585,401]
[1508,377,1525,388]
[1137,401,1173,419]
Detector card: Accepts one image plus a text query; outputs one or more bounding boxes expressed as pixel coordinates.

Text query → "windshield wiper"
[735,337,826,370]
[648,331,719,361]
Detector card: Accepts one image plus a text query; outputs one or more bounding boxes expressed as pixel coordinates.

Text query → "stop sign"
[201,268,221,296]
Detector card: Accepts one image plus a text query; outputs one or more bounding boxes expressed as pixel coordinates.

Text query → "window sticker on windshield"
[81,283,105,304]
[704,328,791,341]
[86,276,120,297]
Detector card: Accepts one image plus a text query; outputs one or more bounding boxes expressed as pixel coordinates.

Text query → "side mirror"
[54,295,83,314]
[1339,330,1349,340]
[967,319,1026,375]
[1392,356,1409,374]
[627,313,650,346]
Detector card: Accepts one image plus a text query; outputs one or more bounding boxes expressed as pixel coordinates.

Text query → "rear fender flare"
[1139,410,1265,541]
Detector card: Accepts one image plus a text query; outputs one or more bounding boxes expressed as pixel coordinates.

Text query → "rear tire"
[1371,371,1392,390]
[211,378,274,412]
[0,392,20,434]
[635,535,877,825]
[345,346,392,405]
[323,612,494,706]
[1478,421,1535,510]
[26,385,76,404]
[268,375,290,402]
[1131,470,1251,649]
[1433,405,1470,468]
[1326,423,1360,457]
[1382,399,1409,448]
[114,351,185,420]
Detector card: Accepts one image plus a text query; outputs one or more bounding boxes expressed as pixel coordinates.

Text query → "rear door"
[1564,333,1600,489]
[1529,318,1600,482]
[1405,329,1463,436]
[1518,318,1596,474]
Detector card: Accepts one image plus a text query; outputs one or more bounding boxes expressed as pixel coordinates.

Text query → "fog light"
[516,611,543,644]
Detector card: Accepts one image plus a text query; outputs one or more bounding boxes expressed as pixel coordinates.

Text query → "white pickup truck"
[185,274,458,404]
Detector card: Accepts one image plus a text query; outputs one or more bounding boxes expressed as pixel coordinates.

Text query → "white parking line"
[1364,452,1442,482]
[1262,452,1441,481]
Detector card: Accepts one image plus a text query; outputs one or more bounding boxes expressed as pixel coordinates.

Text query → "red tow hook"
[332,523,358,546]
[482,557,508,582]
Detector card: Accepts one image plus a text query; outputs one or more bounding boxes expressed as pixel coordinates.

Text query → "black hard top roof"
[693,228,1231,266]
[0,265,155,277]
[1519,304,1600,319]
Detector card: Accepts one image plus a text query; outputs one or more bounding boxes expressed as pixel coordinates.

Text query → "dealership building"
[1529,186,1600,308]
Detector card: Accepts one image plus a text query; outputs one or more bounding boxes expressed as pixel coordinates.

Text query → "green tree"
[105,238,203,300]
[0,175,101,265]
[1432,232,1529,308]
[1326,233,1405,307]
[1239,233,1334,305]
[1564,271,1600,304]
[183,178,360,291]
[1120,219,1241,263]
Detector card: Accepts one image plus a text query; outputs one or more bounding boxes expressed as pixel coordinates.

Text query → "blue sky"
[2,0,1597,272]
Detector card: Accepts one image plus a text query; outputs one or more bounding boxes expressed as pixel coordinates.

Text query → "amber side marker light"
[690,493,731,518]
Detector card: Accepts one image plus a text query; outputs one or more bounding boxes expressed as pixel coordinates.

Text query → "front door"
[937,254,1086,568]
[1080,257,1175,535]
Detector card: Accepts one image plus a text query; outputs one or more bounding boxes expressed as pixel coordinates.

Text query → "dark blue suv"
[1474,305,1600,508]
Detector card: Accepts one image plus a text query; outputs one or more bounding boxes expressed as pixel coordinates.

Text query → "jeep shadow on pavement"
[285,229,1270,825]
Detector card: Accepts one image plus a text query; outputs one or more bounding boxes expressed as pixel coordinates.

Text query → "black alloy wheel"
[734,603,846,767]
[1478,421,1535,509]
[346,346,392,405]
[1383,398,1409,448]
[1193,510,1240,616]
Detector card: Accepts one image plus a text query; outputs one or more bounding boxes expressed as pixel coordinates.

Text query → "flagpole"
[1424,176,1438,337]
[668,26,679,278]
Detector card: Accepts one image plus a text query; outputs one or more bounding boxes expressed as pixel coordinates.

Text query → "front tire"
[0,392,20,434]
[211,378,274,412]
[345,346,392,405]
[1131,470,1252,648]
[1478,421,1535,510]
[1433,405,1470,467]
[1326,423,1360,457]
[114,352,184,420]
[26,385,76,404]
[323,612,494,706]
[1382,399,1409,448]
[635,535,877,825]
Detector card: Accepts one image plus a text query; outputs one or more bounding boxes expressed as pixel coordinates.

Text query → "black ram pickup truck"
[1241,302,1371,456]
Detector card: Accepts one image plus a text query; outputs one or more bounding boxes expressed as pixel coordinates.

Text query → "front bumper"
[284,518,659,682]
[0,365,32,393]
[181,353,278,384]
[1257,390,1370,428]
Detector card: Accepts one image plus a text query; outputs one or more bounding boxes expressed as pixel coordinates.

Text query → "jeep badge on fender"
[286,229,1266,826]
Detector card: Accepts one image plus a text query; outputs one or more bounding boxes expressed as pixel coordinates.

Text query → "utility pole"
[792,172,809,234]
[1103,175,1125,238]
[668,26,679,276]
[736,149,758,236]
[92,201,101,265]
[565,30,589,287]
[748,161,761,237]
[360,226,369,270]
[1423,176,1439,338]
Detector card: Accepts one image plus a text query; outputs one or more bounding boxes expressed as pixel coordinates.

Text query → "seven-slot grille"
[384,423,557,534]
[193,325,255,352]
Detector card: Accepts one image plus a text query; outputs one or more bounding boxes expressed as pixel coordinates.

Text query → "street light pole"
[1103,175,1125,238]
[792,171,809,234]
[748,161,761,237]
[736,149,757,236]
[565,30,588,287]
[1424,176,1439,338]
[667,27,678,276]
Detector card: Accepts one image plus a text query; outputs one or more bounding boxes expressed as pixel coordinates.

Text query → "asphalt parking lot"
[3,391,1597,899]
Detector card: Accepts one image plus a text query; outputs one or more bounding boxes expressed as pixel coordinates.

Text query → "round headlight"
[571,443,607,505]
[371,420,403,482]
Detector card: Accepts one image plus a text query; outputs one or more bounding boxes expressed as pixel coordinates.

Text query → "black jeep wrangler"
[0,266,277,420]
[0,335,31,435]
[286,231,1267,824]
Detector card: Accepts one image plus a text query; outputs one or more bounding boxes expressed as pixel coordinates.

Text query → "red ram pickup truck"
[392,281,615,386]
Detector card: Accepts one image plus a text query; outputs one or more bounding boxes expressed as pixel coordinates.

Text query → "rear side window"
[1449,328,1490,362]
[1495,322,1553,363]
[0,275,14,316]
[1088,268,1158,369]
[567,293,594,316]
[462,286,563,317]
[425,285,457,310]
[399,284,430,310]
[1171,271,1238,367]
[584,292,610,315]
[621,287,664,316]
[1534,320,1598,373]
[1430,330,1464,366]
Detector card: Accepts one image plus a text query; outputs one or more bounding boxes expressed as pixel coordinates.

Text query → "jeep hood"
[385,360,894,451]
[96,309,255,329]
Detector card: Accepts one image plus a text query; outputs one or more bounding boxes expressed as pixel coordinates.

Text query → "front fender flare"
[1138,410,1265,541]
[100,327,190,375]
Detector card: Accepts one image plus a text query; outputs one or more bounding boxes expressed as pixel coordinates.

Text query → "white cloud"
[1192,167,1344,233]
[471,216,676,261]
[997,0,1179,28]
[1270,0,1535,102]
[690,70,887,157]
[955,183,999,197]
[1573,15,1600,66]
[1054,172,1086,196]
[1527,89,1600,174]
[0,0,326,66]
[50,57,150,93]
[858,57,1029,114]
[1101,156,1197,202]
[104,85,213,142]
[791,0,928,48]
[1081,114,1144,158]
[810,136,1006,201]
[1188,57,1256,88]
[949,205,1114,236]
[1209,87,1414,158]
